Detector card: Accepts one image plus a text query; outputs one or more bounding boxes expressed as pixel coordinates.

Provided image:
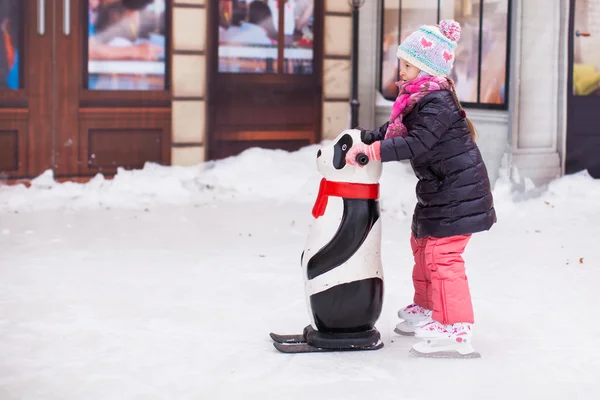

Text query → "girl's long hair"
[448,80,477,143]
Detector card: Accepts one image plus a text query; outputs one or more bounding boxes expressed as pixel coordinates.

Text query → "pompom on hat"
[396,19,461,77]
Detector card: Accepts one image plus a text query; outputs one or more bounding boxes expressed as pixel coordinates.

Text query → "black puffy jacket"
[363,90,496,238]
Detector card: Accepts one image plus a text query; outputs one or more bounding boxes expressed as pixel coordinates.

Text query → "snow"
[1,146,600,399]
[0,145,419,216]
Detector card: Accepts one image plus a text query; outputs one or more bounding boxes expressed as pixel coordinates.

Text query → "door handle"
[63,0,71,35]
[576,30,591,37]
[37,0,45,35]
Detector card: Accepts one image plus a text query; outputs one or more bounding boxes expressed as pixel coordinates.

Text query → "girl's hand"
[345,142,381,167]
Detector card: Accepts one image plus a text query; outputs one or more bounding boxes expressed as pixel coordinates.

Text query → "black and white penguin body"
[302,128,384,334]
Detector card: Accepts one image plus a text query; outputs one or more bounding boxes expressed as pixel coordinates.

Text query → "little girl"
[346,19,496,358]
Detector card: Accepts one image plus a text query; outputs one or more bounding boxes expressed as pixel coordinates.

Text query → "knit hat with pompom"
[396,19,461,77]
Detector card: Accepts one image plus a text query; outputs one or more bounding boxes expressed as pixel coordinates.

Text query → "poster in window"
[442,0,508,104]
[87,0,166,91]
[381,0,509,105]
[572,0,600,96]
[282,0,314,74]
[380,2,400,98]
[479,0,509,104]
[219,0,280,73]
[0,0,21,90]
[441,0,481,104]
[381,1,438,98]
[218,0,314,74]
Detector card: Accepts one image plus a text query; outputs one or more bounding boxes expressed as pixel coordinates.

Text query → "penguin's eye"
[342,144,347,151]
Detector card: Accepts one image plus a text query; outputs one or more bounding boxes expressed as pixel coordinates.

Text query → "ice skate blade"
[410,347,481,359]
[393,327,415,336]
[410,339,481,359]
[273,340,384,353]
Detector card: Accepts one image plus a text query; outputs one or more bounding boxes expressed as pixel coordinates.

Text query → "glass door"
[208,0,321,160]
[56,0,171,178]
[566,0,600,178]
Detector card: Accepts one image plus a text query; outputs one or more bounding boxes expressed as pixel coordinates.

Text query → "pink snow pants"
[411,233,474,324]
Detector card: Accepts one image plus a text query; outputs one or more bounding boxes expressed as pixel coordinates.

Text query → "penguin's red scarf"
[311,178,380,219]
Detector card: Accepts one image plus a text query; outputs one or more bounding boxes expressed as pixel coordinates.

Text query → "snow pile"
[0,145,598,214]
[0,145,414,213]
[543,170,600,206]
[0,146,317,212]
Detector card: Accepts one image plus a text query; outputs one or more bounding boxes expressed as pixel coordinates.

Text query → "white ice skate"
[394,303,432,336]
[410,321,481,359]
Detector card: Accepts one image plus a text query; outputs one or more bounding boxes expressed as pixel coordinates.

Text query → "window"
[86,0,168,91]
[1,0,22,90]
[218,0,315,74]
[379,0,511,109]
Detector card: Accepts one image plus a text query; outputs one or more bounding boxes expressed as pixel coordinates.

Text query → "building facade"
[1,0,598,186]
[357,0,599,186]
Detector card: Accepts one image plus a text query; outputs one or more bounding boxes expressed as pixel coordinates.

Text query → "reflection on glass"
[381,1,438,99]
[0,0,21,90]
[381,1,400,99]
[479,0,508,104]
[282,0,314,75]
[87,0,166,90]
[573,0,600,96]
[399,3,438,42]
[381,0,510,105]
[442,0,481,104]
[219,0,279,73]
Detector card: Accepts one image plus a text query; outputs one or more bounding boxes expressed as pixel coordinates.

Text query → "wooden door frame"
[205,0,324,160]
[53,0,172,178]
[77,0,172,108]
[0,0,54,179]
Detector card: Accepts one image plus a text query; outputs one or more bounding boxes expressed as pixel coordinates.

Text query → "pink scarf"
[385,76,452,139]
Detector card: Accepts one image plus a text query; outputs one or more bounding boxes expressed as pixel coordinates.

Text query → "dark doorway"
[566,0,600,178]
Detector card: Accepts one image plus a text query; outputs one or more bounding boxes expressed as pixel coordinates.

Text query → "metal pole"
[350,5,360,128]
